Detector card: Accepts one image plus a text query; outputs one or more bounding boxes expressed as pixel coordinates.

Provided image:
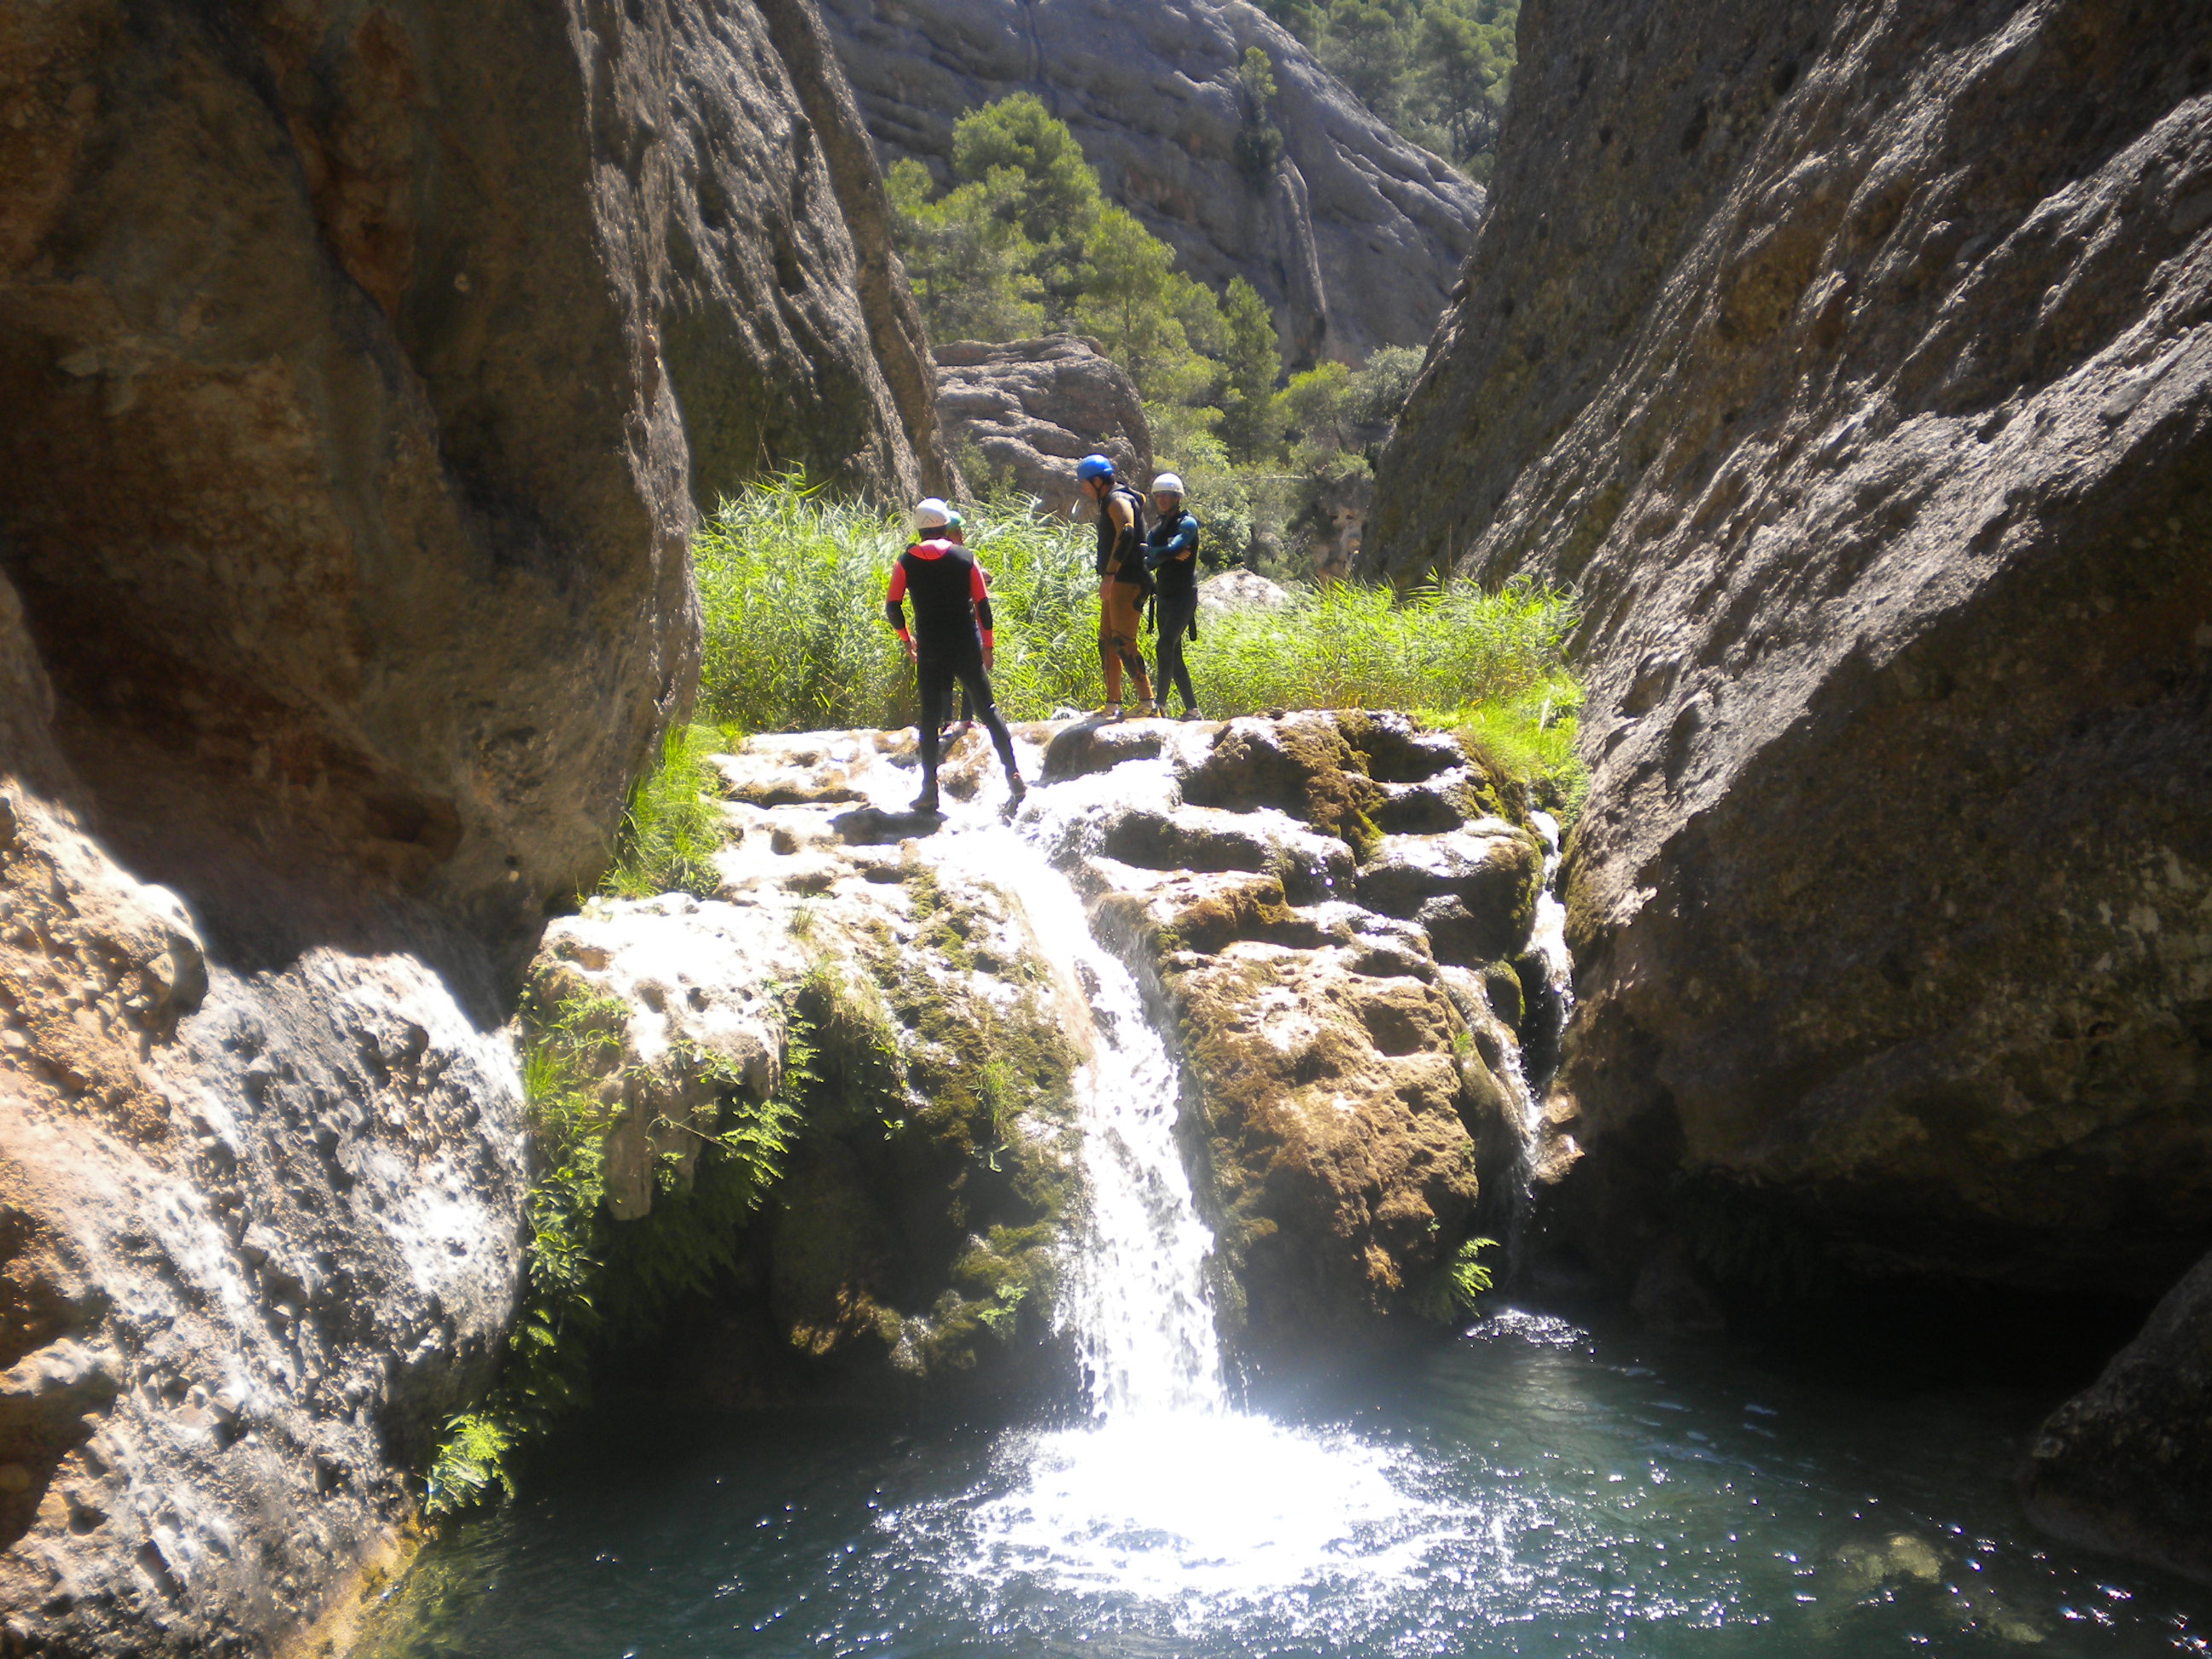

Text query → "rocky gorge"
[0,0,950,1647]
[2,0,2209,1647]
[539,712,1554,1408]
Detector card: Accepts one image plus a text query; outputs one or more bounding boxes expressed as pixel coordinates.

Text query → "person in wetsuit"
[1074,453,1157,719]
[1143,472,1202,719]
[885,498,1025,815]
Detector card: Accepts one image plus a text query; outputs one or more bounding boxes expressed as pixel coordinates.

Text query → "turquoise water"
[358,1307,2207,1657]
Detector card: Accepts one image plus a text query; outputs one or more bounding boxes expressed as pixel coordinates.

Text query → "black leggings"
[917,647,1017,787]
[1153,590,1198,712]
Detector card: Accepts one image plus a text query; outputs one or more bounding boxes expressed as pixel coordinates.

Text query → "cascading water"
[1487,808,1575,1281]
[932,788,1225,1420]
[358,735,2212,1659]
[893,742,1476,1621]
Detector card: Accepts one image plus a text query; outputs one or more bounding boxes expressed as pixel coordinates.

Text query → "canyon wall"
[1370,0,2211,1575]
[817,0,1483,364]
[0,0,941,1648]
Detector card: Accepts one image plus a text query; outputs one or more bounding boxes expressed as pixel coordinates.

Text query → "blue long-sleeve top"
[1144,509,1200,596]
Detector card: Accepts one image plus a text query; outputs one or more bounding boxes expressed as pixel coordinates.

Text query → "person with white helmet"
[1074,454,1158,720]
[885,498,1024,815]
[1143,472,1203,719]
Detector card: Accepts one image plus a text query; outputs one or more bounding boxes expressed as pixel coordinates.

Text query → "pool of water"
[356,1307,2208,1658]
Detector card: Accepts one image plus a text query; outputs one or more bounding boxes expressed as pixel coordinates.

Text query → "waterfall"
[1488,809,1575,1284]
[940,802,1226,1419]
[891,740,1454,1610]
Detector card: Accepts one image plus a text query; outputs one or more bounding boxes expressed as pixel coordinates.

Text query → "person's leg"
[1108,580,1154,707]
[1097,578,1123,707]
[1158,593,1197,711]
[914,655,953,808]
[954,658,1023,793]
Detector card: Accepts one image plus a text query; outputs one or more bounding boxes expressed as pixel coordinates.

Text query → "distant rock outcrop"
[0,0,952,1649]
[1369,0,2212,1530]
[817,0,1483,363]
[936,335,1152,512]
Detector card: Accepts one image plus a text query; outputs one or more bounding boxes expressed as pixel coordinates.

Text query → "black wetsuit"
[1145,508,1201,713]
[885,539,1019,801]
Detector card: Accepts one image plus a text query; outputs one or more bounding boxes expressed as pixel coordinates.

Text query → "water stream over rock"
[356,725,2209,1657]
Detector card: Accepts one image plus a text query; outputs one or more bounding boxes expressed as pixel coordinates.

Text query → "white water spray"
[856,734,1475,1615]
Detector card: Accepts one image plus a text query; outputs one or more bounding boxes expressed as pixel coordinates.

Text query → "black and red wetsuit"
[885,538,1020,803]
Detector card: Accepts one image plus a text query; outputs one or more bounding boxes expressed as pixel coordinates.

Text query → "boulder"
[1354,826,1544,968]
[1073,710,1545,1359]
[2024,1249,2212,1586]
[818,0,1482,362]
[1198,568,1295,614]
[937,335,1152,512]
[1370,0,2212,1326]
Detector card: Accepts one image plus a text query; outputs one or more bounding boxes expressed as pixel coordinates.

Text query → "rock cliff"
[818,0,1484,364]
[1367,0,2211,1571]
[0,0,955,1649]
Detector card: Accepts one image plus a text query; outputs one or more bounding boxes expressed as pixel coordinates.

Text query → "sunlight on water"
[904,1412,1464,1611]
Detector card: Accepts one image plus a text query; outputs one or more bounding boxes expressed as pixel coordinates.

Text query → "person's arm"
[970,561,994,652]
[1166,514,1199,562]
[885,562,916,659]
[1104,493,1135,574]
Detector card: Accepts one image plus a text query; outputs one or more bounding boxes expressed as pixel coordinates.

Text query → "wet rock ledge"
[550,712,1559,1399]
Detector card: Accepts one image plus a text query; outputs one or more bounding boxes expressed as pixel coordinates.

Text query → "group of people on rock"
[883,451,1202,815]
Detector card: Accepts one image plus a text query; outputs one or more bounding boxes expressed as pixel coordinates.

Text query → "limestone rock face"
[1198,569,1294,615]
[0,0,953,1650]
[937,336,1153,513]
[1370,0,2212,1314]
[0,0,942,947]
[533,730,1085,1405]
[0,757,527,1654]
[2025,1248,2212,1586]
[1050,711,1550,1359]
[818,0,1483,362]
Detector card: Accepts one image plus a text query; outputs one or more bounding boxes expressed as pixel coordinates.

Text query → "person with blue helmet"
[1075,454,1158,720]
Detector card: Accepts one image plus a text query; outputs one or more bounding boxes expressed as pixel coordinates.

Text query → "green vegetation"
[423,981,810,1513]
[599,722,734,899]
[690,474,1583,812]
[1258,0,1520,182]
[888,95,1229,408]
[888,92,1448,579]
[1412,1235,1500,1322]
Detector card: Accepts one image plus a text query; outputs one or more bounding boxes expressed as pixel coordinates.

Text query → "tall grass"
[691,474,1585,807]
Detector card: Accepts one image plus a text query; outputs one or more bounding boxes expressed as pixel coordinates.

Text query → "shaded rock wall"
[0,594,527,1656]
[2026,1245,2212,1586]
[818,0,1483,364]
[2,0,945,947]
[1369,0,2212,1318]
[0,0,956,1650]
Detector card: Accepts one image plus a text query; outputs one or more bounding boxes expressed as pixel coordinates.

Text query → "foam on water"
[867,730,1471,1612]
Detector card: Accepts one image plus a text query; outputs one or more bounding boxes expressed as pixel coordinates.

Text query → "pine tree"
[1217,278,1286,462]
